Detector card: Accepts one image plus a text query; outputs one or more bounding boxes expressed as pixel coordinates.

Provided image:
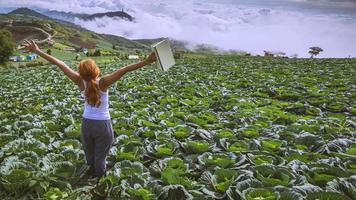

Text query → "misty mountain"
[80,10,133,22]
[43,10,133,22]
[8,7,51,20]
[43,10,87,22]
[8,8,89,30]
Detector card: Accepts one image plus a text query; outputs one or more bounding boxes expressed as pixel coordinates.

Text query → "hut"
[128,55,139,60]
[26,54,38,61]
[83,48,88,55]
[264,51,286,57]
[9,56,17,62]
[18,55,26,61]
[63,47,76,51]
[9,55,26,62]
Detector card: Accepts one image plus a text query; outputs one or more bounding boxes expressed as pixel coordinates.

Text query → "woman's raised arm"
[100,52,156,91]
[23,40,81,85]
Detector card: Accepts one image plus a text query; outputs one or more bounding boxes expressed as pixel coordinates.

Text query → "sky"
[1,0,356,58]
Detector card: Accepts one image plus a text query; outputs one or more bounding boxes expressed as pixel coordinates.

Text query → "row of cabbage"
[0,56,355,199]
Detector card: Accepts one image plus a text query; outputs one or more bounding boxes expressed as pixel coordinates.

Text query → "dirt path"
[6,24,55,49]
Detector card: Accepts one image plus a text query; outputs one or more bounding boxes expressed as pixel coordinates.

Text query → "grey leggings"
[81,118,114,178]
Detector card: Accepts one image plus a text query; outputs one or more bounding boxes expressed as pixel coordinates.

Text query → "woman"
[24,40,157,179]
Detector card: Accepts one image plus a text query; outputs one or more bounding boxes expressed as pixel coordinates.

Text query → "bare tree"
[309,47,323,58]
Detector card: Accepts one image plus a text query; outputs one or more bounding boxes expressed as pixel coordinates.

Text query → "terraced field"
[0,56,355,199]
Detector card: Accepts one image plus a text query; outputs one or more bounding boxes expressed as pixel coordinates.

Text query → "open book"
[151,39,175,71]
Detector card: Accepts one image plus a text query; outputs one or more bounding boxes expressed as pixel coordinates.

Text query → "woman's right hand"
[23,40,40,53]
[145,52,157,64]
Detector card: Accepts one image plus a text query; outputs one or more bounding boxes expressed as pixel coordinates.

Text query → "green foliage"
[186,141,210,154]
[217,129,235,139]
[261,139,283,151]
[43,188,68,200]
[86,49,102,57]
[53,42,71,50]
[306,191,352,200]
[161,158,192,189]
[254,165,293,186]
[243,188,280,200]
[0,55,355,199]
[345,145,356,156]
[213,169,238,192]
[173,126,190,139]
[155,143,174,157]
[127,187,155,200]
[46,49,52,55]
[0,28,14,64]
[308,46,323,58]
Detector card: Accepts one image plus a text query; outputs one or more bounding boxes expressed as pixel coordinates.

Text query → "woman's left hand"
[23,40,40,53]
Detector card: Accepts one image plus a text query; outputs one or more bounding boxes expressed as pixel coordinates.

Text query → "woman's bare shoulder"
[98,78,108,92]
[77,77,85,91]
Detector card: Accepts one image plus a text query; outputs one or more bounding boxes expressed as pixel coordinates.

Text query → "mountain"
[8,7,80,28]
[0,10,147,51]
[9,7,133,24]
[2,8,193,53]
[101,34,148,49]
[80,10,133,21]
[43,9,133,23]
[8,7,51,20]
[43,10,87,22]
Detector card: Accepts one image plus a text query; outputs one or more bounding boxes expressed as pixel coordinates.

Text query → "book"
[151,39,175,71]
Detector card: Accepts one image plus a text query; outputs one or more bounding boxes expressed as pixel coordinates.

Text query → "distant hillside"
[100,34,148,49]
[0,10,147,51]
[2,7,196,54]
[80,11,133,21]
[8,8,83,28]
[8,7,50,20]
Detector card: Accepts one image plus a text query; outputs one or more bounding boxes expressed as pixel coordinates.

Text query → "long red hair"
[78,59,101,107]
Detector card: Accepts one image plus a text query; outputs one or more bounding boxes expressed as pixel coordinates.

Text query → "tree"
[112,43,117,50]
[309,47,323,58]
[0,28,15,64]
[93,49,101,56]
[46,49,52,55]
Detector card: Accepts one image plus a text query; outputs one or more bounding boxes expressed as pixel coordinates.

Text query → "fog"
[1,0,356,57]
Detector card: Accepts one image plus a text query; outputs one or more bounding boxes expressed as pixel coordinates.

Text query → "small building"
[264,51,286,57]
[19,55,26,61]
[2,20,13,27]
[264,51,274,57]
[83,48,88,55]
[128,55,139,60]
[9,55,26,62]
[9,56,17,62]
[26,54,38,61]
[63,48,76,51]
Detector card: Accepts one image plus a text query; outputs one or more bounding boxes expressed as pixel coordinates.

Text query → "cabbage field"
[0,56,355,200]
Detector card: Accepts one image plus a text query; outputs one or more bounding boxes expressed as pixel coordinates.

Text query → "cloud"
[1,0,356,57]
[0,0,131,13]
[74,0,356,57]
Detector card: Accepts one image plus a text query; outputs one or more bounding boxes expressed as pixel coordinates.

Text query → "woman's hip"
[82,117,114,139]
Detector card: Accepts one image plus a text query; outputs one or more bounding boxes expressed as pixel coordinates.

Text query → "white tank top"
[81,79,110,120]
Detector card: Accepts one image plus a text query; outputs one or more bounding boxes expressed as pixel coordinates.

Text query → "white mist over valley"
[1,0,356,57]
